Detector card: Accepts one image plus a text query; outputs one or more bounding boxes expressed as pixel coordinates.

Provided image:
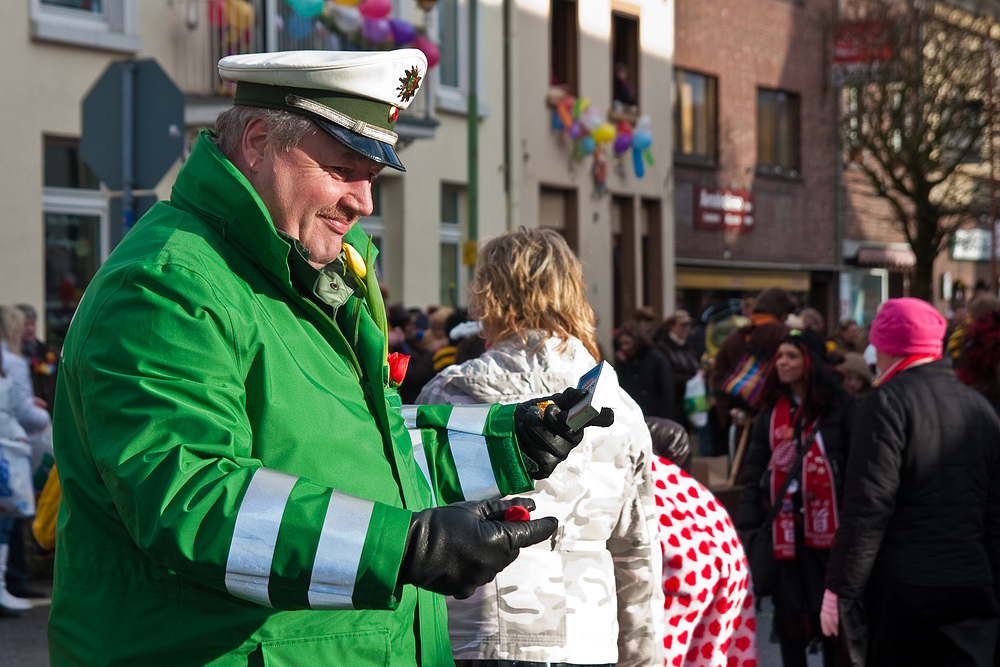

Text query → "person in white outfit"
[417,227,663,667]
[0,305,51,602]
[0,342,33,615]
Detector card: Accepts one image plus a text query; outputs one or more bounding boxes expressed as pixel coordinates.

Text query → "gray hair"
[212,105,316,159]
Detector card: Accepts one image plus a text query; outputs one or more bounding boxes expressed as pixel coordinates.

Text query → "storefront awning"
[856,246,915,269]
[676,267,811,292]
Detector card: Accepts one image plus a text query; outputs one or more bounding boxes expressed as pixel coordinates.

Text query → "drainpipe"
[468,0,479,246]
[503,0,519,230]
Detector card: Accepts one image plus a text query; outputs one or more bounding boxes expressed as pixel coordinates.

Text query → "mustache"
[317,206,362,223]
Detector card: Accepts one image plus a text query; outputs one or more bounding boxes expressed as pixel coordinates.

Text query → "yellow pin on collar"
[343,243,366,280]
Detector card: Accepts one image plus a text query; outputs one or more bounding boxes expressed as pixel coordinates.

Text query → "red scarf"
[872,354,939,386]
[768,396,839,558]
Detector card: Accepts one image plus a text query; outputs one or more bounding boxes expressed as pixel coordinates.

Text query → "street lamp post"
[987,40,998,294]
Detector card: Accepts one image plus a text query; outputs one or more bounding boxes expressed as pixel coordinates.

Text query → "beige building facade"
[3,0,673,352]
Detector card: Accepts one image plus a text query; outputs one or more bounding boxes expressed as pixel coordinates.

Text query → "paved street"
[0,579,52,667]
[0,578,822,666]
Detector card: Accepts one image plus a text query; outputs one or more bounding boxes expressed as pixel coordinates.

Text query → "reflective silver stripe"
[307,491,375,610]
[285,94,399,146]
[409,428,437,506]
[446,405,498,501]
[225,468,299,606]
[447,430,499,501]
[447,404,491,435]
[400,405,418,429]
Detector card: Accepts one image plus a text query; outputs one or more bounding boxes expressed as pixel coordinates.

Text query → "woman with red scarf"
[821,298,1000,667]
[736,329,854,667]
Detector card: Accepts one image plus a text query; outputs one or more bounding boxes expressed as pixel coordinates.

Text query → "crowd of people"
[7,46,1000,667]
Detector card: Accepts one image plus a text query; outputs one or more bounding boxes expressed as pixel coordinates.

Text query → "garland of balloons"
[205,0,441,66]
[288,0,441,67]
[550,92,654,180]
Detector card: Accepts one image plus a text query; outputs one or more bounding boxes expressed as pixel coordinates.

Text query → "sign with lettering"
[695,187,755,232]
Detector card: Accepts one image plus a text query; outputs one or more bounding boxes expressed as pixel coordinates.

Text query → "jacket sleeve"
[68,263,410,612]
[735,411,772,530]
[607,390,663,667]
[983,416,1000,602]
[825,388,906,598]
[401,403,533,506]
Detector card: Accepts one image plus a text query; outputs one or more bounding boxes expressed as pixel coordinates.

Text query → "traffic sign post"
[81,59,184,234]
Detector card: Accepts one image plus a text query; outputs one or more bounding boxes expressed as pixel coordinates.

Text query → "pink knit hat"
[869,298,946,357]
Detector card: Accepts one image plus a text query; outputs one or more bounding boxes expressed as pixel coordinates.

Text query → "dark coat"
[825,360,1000,600]
[615,347,675,420]
[658,336,701,430]
[737,394,855,639]
[737,395,855,531]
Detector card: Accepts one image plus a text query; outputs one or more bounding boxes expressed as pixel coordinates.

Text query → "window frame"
[672,67,719,166]
[756,87,802,178]
[550,0,579,97]
[439,183,467,308]
[30,0,141,53]
[611,11,641,109]
[432,0,487,117]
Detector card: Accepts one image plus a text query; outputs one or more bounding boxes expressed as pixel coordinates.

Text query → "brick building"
[672,0,841,325]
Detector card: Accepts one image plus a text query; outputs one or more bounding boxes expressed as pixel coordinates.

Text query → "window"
[757,88,800,176]
[539,186,578,252]
[673,69,717,163]
[439,0,460,88]
[611,12,640,109]
[30,0,141,52]
[550,0,578,96]
[43,136,109,348]
[440,184,466,308]
[434,0,484,115]
[44,136,100,190]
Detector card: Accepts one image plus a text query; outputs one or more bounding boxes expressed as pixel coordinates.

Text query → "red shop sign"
[695,187,755,232]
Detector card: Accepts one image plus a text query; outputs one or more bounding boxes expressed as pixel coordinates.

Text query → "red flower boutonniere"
[387,352,410,388]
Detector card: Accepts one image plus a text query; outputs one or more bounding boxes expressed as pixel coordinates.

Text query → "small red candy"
[504,505,531,522]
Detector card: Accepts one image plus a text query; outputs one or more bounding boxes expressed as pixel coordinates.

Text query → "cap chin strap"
[285,94,398,147]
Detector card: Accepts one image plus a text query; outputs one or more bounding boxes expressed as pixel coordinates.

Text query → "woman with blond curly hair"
[417,227,663,667]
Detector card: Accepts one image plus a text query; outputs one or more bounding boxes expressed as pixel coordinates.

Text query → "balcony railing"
[171,0,434,134]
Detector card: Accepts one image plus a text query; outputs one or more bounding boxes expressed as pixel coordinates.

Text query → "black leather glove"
[399,498,557,599]
[514,387,615,480]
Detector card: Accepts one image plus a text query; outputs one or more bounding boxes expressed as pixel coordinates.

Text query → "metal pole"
[468,0,479,246]
[987,41,997,293]
[122,61,135,234]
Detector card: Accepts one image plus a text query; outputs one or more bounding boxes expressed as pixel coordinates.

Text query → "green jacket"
[49,131,533,666]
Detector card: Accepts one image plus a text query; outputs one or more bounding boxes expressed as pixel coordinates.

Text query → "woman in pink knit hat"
[820,298,1000,667]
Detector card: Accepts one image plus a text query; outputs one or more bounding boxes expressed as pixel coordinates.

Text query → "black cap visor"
[313,117,405,172]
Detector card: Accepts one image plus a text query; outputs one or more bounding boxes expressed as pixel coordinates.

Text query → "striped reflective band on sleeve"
[307,491,375,609]
[408,428,437,506]
[225,467,299,607]
[400,405,418,429]
[447,405,499,501]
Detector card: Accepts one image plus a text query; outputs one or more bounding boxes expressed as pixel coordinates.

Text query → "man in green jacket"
[49,49,610,666]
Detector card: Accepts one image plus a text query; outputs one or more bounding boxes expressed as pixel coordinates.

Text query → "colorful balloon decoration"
[548,90,655,181]
[329,4,362,31]
[411,34,441,68]
[287,0,324,18]
[358,0,392,19]
[226,0,256,33]
[287,13,316,39]
[361,17,390,42]
[389,18,417,45]
[208,0,228,27]
[306,0,441,70]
